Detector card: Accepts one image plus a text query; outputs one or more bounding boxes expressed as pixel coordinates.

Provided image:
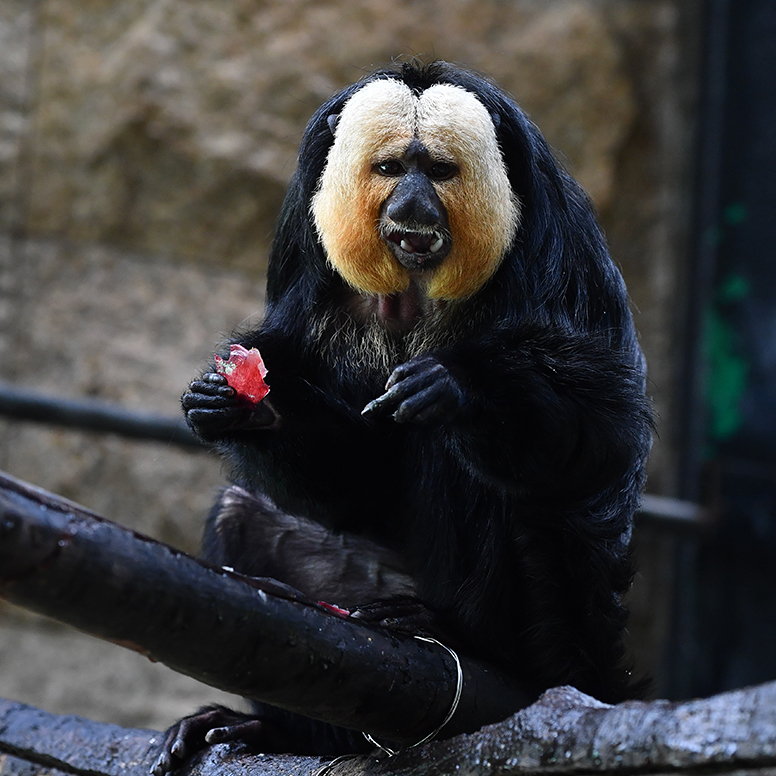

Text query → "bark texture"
[0,469,525,745]
[2,683,776,776]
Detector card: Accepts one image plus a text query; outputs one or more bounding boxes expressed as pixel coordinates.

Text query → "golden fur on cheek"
[312,81,413,295]
[429,179,519,299]
[314,173,408,295]
[418,85,521,300]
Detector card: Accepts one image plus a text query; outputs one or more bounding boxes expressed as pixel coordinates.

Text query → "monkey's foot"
[151,706,281,775]
[349,595,438,635]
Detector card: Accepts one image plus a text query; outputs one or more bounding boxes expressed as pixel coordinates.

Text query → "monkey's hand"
[361,355,464,424]
[350,595,439,636]
[182,373,278,441]
[151,705,287,776]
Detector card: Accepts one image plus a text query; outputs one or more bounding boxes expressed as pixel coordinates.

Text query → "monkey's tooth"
[400,239,414,253]
[429,235,444,253]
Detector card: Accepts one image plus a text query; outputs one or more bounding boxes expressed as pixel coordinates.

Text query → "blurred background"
[0,0,773,732]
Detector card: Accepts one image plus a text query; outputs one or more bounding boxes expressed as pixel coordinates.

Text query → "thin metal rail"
[0,382,201,448]
[0,383,701,524]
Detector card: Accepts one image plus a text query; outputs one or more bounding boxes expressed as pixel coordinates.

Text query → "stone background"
[0,0,702,730]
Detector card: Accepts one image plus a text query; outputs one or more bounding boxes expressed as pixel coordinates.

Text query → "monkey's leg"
[203,485,416,607]
[208,487,444,633]
[152,487,417,773]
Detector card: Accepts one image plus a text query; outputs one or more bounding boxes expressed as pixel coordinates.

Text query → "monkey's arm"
[364,326,651,499]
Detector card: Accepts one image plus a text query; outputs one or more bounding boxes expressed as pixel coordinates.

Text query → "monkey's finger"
[182,390,238,411]
[205,719,264,744]
[361,390,399,417]
[187,377,234,397]
[363,367,444,417]
[152,705,243,775]
[150,718,198,775]
[361,384,412,416]
[150,750,175,776]
[186,407,251,435]
[171,711,218,751]
[392,383,450,423]
[190,374,229,387]
[186,383,233,398]
[385,356,445,390]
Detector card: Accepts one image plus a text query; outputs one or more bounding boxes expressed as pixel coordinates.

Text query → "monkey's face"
[376,137,454,274]
[312,79,520,303]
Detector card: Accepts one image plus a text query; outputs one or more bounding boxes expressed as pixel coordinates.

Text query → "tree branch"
[0,469,527,746]
[2,683,776,776]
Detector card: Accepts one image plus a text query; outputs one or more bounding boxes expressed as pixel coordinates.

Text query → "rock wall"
[0,0,702,729]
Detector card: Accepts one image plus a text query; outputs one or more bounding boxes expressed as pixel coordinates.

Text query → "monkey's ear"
[327,114,340,136]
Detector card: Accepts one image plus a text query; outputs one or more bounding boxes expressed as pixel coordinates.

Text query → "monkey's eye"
[427,162,459,181]
[374,160,405,177]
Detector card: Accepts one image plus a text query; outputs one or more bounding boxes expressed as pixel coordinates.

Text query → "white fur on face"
[312,78,520,300]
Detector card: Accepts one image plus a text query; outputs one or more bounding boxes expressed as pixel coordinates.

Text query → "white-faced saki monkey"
[153,60,653,771]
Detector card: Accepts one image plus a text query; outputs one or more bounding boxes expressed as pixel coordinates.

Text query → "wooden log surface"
[2,682,776,776]
[0,469,527,746]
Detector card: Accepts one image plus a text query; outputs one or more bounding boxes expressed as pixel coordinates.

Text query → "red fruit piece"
[214,344,270,404]
[317,601,351,618]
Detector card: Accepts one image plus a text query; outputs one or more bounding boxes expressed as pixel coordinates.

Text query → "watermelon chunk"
[214,344,270,404]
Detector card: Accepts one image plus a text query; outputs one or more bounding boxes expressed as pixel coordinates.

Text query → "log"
[2,682,776,776]
[0,698,158,776]
[0,470,527,747]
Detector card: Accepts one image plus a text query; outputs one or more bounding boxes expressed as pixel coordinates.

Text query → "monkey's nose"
[384,173,446,226]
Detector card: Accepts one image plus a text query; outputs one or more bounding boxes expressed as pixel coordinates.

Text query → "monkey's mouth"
[383,227,451,270]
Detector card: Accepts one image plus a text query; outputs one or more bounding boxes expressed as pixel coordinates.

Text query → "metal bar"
[676,0,732,502]
[0,383,707,523]
[0,383,201,448]
[638,494,706,526]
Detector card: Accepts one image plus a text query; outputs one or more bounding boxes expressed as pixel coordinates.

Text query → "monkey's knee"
[201,484,416,607]
[201,485,281,573]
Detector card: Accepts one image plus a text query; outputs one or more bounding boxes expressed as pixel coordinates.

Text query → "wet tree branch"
[2,682,776,776]
[0,469,527,747]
